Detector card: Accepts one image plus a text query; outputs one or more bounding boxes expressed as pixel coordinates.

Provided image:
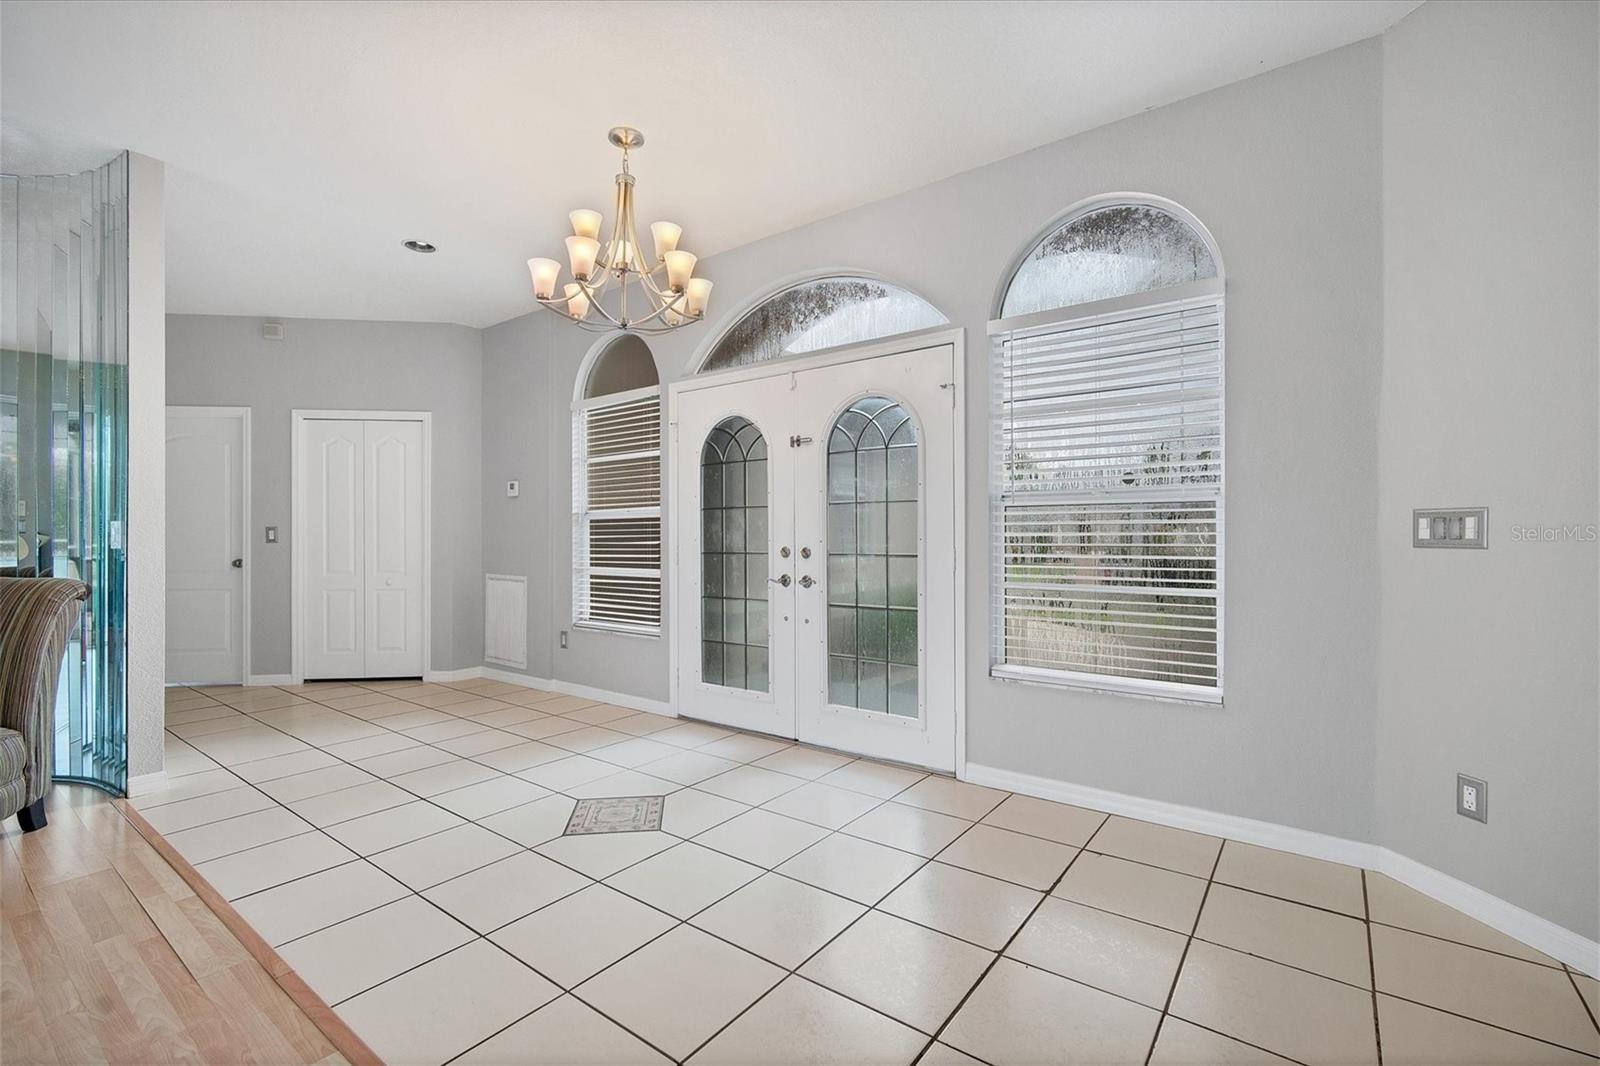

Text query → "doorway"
[671,337,961,771]
[166,406,250,684]
[292,411,430,682]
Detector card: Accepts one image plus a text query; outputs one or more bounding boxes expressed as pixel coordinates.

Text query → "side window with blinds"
[990,200,1223,700]
[573,336,662,633]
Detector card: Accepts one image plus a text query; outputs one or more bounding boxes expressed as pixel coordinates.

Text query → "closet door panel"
[303,420,366,679]
[363,420,426,676]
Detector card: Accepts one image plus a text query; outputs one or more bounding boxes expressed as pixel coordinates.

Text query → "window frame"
[989,201,1225,704]
[572,381,664,637]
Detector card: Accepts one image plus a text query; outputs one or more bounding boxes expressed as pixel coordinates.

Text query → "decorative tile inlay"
[565,796,665,836]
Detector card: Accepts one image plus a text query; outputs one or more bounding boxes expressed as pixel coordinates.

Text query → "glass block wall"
[1,153,130,794]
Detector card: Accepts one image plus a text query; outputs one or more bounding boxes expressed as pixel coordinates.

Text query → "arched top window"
[573,333,662,634]
[579,333,659,401]
[990,195,1224,702]
[701,275,947,373]
[999,201,1219,319]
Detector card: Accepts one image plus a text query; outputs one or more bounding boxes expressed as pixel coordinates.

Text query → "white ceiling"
[2,0,1419,328]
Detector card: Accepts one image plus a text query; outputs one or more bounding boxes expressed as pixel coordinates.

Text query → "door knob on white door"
[770,574,791,587]
[799,575,815,588]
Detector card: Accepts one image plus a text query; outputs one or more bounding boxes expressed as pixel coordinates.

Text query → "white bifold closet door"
[302,419,425,679]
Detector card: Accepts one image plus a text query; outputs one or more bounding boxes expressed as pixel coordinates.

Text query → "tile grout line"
[1364,868,1384,1065]
[1140,834,1226,1066]
[912,811,1113,1065]
[1566,964,1600,1035]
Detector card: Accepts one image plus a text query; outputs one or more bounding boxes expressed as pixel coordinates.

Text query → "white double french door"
[673,341,958,771]
[298,416,427,680]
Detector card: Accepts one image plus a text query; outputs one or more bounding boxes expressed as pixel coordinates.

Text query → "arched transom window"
[701,275,946,373]
[990,198,1224,701]
[1000,202,1218,319]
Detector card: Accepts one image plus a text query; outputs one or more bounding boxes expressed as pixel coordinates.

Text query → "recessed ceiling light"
[403,240,437,254]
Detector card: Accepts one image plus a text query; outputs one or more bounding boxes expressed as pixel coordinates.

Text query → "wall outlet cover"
[1457,773,1488,823]
[559,629,569,649]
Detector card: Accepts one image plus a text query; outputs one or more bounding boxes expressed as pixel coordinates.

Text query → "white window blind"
[990,284,1223,700]
[574,391,662,632]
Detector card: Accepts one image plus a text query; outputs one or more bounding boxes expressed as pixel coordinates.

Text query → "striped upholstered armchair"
[0,578,88,831]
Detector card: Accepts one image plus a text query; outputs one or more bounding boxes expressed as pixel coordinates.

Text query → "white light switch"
[506,480,520,498]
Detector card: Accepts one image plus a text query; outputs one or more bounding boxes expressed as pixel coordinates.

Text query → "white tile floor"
[149,681,1600,1065]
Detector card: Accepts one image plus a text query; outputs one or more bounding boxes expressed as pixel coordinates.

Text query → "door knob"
[231,558,243,569]
[799,575,815,588]
[799,547,811,559]
[770,574,791,587]
[779,546,791,558]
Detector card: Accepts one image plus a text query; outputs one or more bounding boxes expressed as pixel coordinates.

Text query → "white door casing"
[294,412,430,681]
[671,339,959,771]
[165,407,249,684]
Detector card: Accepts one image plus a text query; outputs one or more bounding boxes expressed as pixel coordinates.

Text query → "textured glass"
[701,417,769,692]
[703,276,946,372]
[825,397,919,718]
[1001,204,1217,318]
[1,154,130,794]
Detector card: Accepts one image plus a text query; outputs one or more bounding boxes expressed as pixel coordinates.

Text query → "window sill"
[573,621,662,641]
[989,664,1222,706]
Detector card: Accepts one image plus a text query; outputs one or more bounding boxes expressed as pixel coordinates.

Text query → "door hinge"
[789,435,813,448]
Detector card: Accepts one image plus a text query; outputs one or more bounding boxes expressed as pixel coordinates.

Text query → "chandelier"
[526,127,711,335]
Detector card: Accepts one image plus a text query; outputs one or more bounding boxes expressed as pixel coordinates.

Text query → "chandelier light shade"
[527,127,710,335]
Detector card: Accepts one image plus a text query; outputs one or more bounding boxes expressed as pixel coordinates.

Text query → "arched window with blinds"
[990,198,1224,700]
[573,334,662,633]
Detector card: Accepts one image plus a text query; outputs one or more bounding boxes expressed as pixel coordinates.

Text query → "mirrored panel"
[826,397,918,718]
[701,416,769,692]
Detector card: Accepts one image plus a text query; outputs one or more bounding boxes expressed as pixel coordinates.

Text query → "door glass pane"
[826,397,919,718]
[701,417,769,693]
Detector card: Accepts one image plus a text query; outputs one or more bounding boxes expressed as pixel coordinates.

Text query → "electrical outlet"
[1457,773,1488,823]
[559,630,568,649]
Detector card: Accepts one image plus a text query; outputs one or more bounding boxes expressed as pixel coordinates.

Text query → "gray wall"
[481,39,1386,839]
[1376,0,1599,939]
[165,314,485,676]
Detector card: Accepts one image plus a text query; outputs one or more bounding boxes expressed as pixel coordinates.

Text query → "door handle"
[798,575,815,589]
[770,574,791,587]
[231,558,243,569]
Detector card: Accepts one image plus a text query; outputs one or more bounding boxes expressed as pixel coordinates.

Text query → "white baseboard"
[426,667,483,683]
[478,666,676,719]
[964,762,1379,869]
[247,674,293,686]
[1374,848,1599,978]
[126,770,170,797]
[963,761,1598,976]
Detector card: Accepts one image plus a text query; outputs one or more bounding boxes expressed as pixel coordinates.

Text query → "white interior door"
[166,409,245,683]
[303,419,366,679]
[674,342,958,770]
[363,420,425,677]
[792,345,957,771]
[300,417,427,680]
[674,374,797,736]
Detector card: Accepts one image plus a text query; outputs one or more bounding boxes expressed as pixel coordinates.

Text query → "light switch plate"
[1414,508,1488,548]
[506,480,520,498]
[265,526,279,544]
